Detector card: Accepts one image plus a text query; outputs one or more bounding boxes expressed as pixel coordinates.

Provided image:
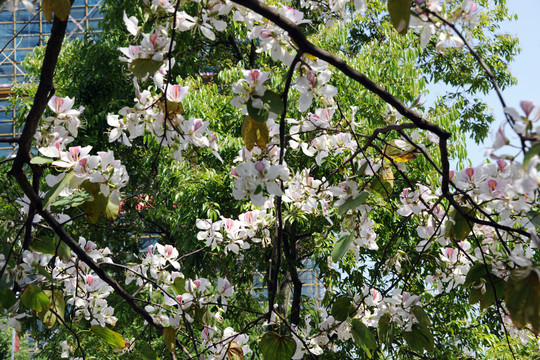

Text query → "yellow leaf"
[53,0,71,22]
[163,327,176,353]
[227,341,244,360]
[384,139,420,163]
[304,53,317,61]
[241,116,269,151]
[42,0,53,23]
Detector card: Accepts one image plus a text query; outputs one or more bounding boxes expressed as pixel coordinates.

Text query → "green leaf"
[331,296,355,321]
[247,100,269,123]
[81,181,120,223]
[411,306,431,327]
[21,284,50,312]
[527,211,540,229]
[351,319,377,357]
[331,234,354,262]
[138,342,159,360]
[30,235,72,260]
[523,142,540,169]
[388,0,410,35]
[505,267,540,333]
[30,156,54,165]
[30,235,58,255]
[259,331,296,360]
[0,289,17,311]
[377,313,394,346]
[38,290,65,328]
[163,326,176,353]
[262,90,284,115]
[43,171,75,209]
[91,325,127,348]
[51,190,92,209]
[464,263,488,287]
[370,166,394,199]
[445,206,474,241]
[172,277,186,295]
[338,192,369,215]
[53,0,72,21]
[404,324,434,353]
[129,58,163,78]
[465,262,505,309]
[33,262,55,282]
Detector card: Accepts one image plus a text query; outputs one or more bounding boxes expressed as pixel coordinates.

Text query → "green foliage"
[259,332,296,360]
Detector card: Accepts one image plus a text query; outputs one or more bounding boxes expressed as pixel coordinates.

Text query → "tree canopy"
[1,0,539,359]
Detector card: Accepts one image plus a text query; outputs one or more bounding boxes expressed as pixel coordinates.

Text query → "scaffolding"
[0,0,103,158]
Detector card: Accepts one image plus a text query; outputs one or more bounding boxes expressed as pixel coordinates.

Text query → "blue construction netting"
[0,0,103,158]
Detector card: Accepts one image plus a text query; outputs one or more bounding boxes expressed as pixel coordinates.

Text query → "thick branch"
[10,15,66,171]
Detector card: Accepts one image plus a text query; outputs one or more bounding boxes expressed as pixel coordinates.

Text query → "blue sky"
[459,0,540,167]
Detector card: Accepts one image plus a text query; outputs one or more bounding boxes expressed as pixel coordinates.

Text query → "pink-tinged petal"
[520,100,535,118]
[69,146,81,160]
[193,119,203,131]
[250,70,261,83]
[166,85,189,103]
[465,167,474,180]
[254,161,266,176]
[497,159,507,171]
[488,179,498,191]
[306,71,316,86]
[260,29,273,39]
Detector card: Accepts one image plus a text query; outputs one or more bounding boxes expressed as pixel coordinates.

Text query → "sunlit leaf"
[51,190,92,209]
[331,234,353,262]
[91,325,127,348]
[411,306,431,327]
[21,284,50,312]
[30,156,54,165]
[38,290,65,328]
[172,277,186,295]
[384,139,420,163]
[43,171,75,209]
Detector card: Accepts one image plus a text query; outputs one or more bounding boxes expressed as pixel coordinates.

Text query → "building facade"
[0,0,103,158]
